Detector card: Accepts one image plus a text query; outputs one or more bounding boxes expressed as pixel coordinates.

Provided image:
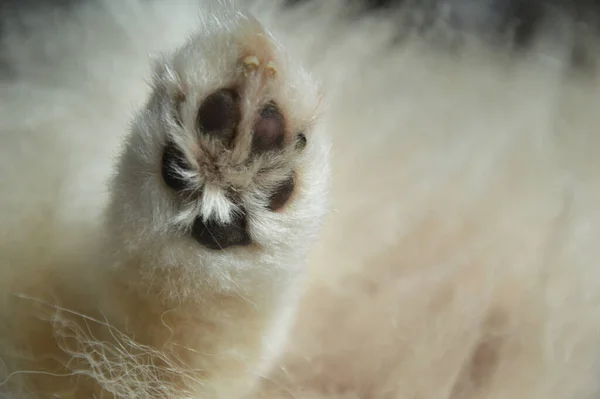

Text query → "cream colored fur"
[1,0,600,398]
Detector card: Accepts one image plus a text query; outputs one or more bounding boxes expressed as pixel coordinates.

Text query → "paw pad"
[252,101,285,153]
[197,89,240,143]
[162,142,190,192]
[191,210,251,250]
[268,175,295,212]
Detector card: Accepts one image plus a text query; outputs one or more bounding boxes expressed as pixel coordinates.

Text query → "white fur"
[2,0,600,398]
[0,1,328,397]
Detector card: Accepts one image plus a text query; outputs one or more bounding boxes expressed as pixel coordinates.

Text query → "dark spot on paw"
[162,141,189,192]
[197,89,240,142]
[252,101,285,153]
[191,210,252,250]
[295,133,307,151]
[268,174,295,211]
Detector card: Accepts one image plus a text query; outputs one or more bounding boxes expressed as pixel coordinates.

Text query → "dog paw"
[0,8,330,399]
[100,16,330,397]
[160,58,310,251]
[107,16,329,267]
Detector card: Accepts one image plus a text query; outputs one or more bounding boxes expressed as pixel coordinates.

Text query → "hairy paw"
[107,14,329,271]
[160,55,308,250]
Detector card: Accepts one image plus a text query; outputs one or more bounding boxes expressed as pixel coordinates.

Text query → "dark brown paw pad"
[197,88,240,143]
[268,174,295,212]
[252,101,285,153]
[191,210,251,250]
[161,141,190,192]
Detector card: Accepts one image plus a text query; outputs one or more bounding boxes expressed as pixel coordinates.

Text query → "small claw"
[242,56,260,75]
[265,60,278,77]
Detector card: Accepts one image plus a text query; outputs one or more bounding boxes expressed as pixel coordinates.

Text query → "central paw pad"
[191,209,251,250]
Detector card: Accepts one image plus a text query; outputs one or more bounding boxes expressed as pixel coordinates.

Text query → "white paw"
[105,10,330,284]
[98,12,331,397]
[0,5,330,399]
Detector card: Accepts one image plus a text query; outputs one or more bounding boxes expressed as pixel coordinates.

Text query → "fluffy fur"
[1,0,600,398]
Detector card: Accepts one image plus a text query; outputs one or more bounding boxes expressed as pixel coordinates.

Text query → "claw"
[265,61,278,77]
[242,55,260,75]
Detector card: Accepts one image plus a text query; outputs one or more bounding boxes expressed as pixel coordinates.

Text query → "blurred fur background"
[2,0,600,398]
